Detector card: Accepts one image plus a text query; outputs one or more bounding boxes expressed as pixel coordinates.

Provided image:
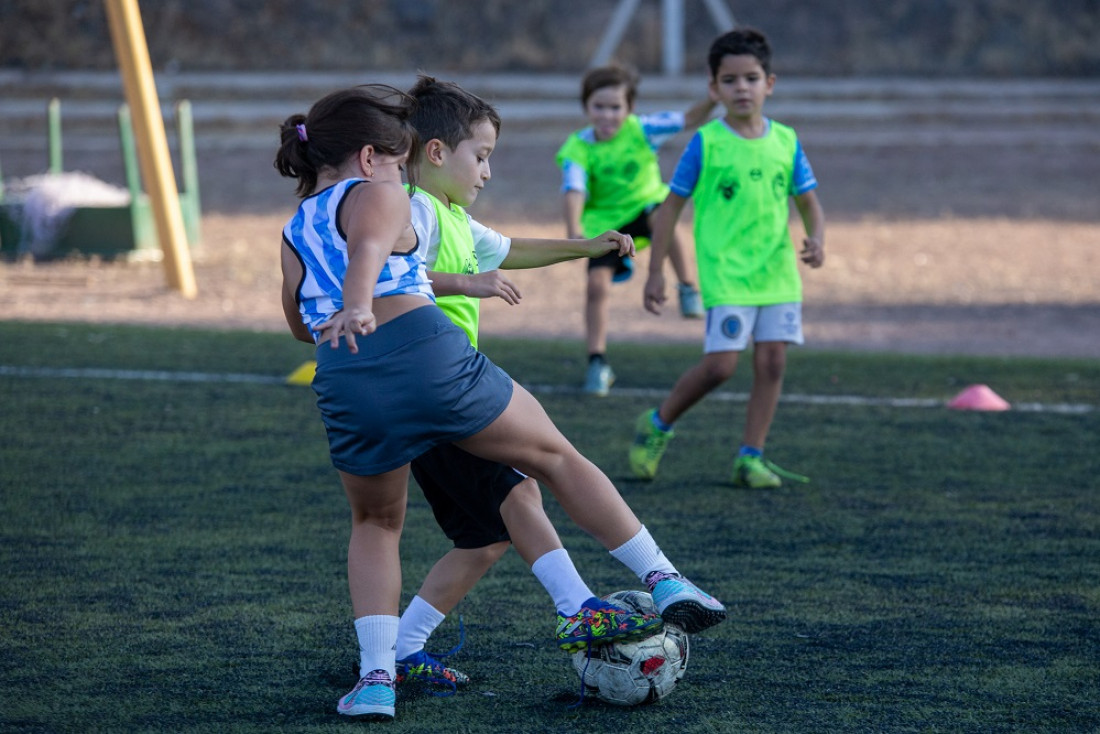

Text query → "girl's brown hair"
[274,84,420,197]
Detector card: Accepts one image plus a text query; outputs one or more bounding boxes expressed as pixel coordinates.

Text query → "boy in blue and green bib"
[630,27,827,489]
[557,64,715,395]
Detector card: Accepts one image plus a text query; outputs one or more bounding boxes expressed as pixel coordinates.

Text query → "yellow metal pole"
[104,0,197,297]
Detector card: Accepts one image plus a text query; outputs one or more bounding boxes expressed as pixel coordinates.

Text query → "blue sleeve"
[791,139,817,195]
[668,132,703,197]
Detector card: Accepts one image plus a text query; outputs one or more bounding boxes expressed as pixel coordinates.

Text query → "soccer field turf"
[1,322,1097,733]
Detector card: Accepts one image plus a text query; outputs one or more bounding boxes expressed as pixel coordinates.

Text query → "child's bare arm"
[562,190,587,239]
[280,243,315,344]
[431,270,522,305]
[501,231,635,270]
[643,192,689,314]
[683,97,718,130]
[794,189,826,268]
[316,182,411,352]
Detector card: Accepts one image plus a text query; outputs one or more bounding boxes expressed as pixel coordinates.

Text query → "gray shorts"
[312,305,514,476]
[703,303,804,353]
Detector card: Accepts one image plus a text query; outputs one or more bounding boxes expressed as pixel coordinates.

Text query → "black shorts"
[587,208,653,282]
[410,443,525,549]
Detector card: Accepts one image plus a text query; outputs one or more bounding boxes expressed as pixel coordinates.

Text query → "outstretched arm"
[500,230,635,270]
[794,189,826,268]
[642,192,688,314]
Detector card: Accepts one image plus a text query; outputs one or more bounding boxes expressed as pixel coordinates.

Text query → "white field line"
[1,365,1094,415]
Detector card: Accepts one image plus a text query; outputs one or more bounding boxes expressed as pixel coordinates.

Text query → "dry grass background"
[2,212,1096,358]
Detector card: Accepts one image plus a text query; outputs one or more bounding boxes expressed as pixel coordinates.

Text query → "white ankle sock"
[609,525,678,582]
[532,548,594,615]
[354,614,399,680]
[395,595,445,661]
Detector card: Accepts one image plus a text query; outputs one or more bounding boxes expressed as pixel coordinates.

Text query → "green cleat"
[731,455,809,488]
[629,409,674,480]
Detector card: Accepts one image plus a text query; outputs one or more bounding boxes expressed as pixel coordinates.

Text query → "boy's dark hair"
[707,27,772,77]
[407,75,501,150]
[274,84,419,197]
[580,64,640,108]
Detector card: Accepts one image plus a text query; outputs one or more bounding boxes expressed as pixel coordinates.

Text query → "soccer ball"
[571,590,689,706]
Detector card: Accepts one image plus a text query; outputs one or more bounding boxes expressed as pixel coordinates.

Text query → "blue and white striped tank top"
[282,178,435,341]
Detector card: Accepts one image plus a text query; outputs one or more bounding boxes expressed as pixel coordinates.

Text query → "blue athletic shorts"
[312,305,514,475]
[411,443,524,549]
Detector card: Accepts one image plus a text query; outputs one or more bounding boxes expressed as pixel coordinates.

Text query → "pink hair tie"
[295,123,308,142]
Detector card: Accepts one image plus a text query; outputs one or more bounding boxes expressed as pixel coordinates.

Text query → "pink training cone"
[947,384,1011,411]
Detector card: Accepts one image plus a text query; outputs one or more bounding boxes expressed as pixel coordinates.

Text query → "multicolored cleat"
[645,570,727,634]
[556,595,663,652]
[337,668,396,720]
[395,649,470,693]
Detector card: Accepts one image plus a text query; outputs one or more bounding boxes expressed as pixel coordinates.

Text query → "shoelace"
[569,646,595,709]
[762,458,810,483]
[402,616,467,697]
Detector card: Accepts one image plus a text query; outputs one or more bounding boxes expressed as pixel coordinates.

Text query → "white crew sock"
[609,525,678,582]
[354,614,399,680]
[531,548,594,615]
[395,595,445,661]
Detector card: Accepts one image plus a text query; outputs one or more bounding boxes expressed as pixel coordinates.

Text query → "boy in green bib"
[630,27,826,488]
[557,64,715,396]
[392,76,727,690]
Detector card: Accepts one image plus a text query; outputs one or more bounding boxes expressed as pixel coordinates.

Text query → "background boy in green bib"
[630,27,827,489]
[557,64,716,396]
[393,76,727,688]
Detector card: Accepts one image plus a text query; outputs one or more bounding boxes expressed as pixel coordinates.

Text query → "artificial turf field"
[1,321,1097,733]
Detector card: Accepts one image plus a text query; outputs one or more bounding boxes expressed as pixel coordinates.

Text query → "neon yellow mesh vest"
[693,119,803,307]
[420,190,482,348]
[555,114,668,237]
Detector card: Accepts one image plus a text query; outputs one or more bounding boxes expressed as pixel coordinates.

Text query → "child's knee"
[701,353,739,384]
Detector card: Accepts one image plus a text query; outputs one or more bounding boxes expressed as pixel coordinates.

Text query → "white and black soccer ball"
[571,590,689,706]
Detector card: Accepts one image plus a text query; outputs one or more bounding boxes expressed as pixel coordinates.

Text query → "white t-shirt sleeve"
[469,214,512,272]
[409,192,442,269]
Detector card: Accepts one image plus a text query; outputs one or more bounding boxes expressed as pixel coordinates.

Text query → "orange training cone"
[947,384,1010,411]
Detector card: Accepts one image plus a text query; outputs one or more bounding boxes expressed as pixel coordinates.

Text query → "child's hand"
[591,231,636,258]
[466,271,522,305]
[800,237,825,268]
[316,307,376,354]
[643,273,667,315]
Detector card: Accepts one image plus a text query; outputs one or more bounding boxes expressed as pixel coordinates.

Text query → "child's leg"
[658,350,740,424]
[742,341,787,449]
[412,543,509,617]
[456,386,639,549]
[498,477,565,565]
[338,466,407,717]
[340,466,409,617]
[585,265,614,356]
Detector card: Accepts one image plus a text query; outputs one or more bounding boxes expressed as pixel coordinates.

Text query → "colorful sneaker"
[732,455,810,488]
[645,571,727,634]
[677,283,704,319]
[629,409,674,480]
[337,669,396,720]
[396,649,470,692]
[556,596,663,652]
[584,361,615,396]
